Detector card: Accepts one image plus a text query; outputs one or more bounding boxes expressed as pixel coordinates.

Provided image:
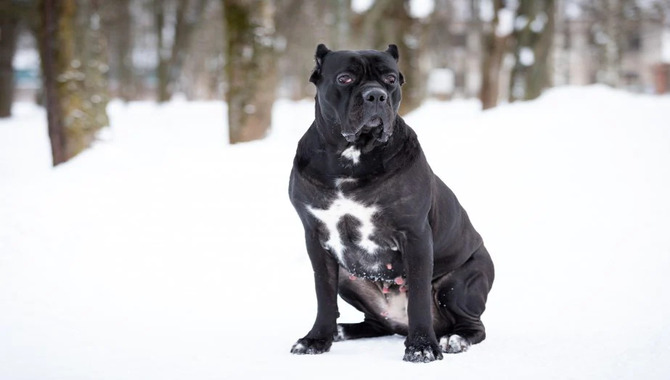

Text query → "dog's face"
[310,44,404,144]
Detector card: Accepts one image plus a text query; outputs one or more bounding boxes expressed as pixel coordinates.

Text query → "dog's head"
[310,44,404,145]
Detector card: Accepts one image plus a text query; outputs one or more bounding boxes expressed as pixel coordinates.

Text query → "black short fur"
[289,44,494,363]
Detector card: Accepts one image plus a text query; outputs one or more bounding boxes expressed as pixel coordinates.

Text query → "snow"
[12,49,40,71]
[1,86,670,379]
[408,0,434,19]
[351,0,374,14]
[530,12,547,33]
[427,68,455,96]
[519,47,535,66]
[352,0,435,18]
[514,15,528,31]
[565,1,582,19]
[663,30,670,64]
[496,8,516,37]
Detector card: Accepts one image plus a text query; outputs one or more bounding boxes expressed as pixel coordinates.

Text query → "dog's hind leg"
[433,245,494,353]
[335,318,393,341]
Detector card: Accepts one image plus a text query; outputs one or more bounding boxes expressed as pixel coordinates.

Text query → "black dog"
[288,44,494,363]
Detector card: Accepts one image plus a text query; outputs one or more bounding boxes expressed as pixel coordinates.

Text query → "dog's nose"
[363,88,387,104]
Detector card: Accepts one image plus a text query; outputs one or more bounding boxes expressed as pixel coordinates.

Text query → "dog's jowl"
[288,44,494,363]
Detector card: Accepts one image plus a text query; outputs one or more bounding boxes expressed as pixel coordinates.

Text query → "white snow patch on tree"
[351,0,374,13]
[496,8,515,37]
[409,0,434,18]
[530,13,547,33]
[520,47,535,66]
[479,0,494,22]
[515,15,528,31]
[566,1,582,19]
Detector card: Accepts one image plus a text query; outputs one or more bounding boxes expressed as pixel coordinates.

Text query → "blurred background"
[1,0,670,165]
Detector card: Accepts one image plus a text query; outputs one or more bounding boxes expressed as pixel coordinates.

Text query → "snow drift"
[1,86,669,379]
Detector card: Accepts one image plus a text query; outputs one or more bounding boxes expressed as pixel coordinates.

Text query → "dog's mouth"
[343,117,390,144]
[365,117,382,128]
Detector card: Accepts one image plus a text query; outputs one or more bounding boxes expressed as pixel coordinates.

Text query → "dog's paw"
[290,337,333,355]
[438,334,470,354]
[403,341,443,363]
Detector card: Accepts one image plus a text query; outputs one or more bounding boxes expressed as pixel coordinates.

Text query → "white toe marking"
[306,192,379,261]
[341,146,361,165]
[439,334,470,353]
[293,343,305,351]
[335,325,345,341]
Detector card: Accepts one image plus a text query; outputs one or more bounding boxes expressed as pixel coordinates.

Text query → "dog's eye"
[384,74,397,85]
[337,74,354,85]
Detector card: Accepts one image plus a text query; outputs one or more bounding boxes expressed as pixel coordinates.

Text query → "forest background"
[1,0,670,163]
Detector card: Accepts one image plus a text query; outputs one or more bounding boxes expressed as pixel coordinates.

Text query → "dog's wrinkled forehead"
[322,51,397,77]
[310,44,402,85]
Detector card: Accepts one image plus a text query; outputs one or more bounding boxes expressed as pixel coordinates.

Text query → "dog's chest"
[306,186,402,280]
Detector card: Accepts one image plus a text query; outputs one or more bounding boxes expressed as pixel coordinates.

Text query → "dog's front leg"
[291,232,339,355]
[402,225,443,363]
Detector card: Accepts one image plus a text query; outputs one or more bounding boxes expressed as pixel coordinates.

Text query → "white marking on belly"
[341,146,361,165]
[306,192,379,261]
[383,292,409,326]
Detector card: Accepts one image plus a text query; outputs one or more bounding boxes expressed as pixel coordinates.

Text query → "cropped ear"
[309,43,331,84]
[385,44,399,62]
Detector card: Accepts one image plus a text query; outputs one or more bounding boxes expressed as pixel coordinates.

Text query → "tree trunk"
[114,0,136,101]
[509,0,555,102]
[480,0,509,110]
[362,0,424,115]
[155,0,207,102]
[602,0,623,87]
[155,0,169,102]
[223,0,277,144]
[527,0,554,100]
[81,0,110,129]
[40,0,67,165]
[39,0,110,166]
[0,8,20,117]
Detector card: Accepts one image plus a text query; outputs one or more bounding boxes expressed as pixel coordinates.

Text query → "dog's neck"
[295,114,420,188]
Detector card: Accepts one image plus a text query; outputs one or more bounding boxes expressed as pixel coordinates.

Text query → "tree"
[274,0,351,100]
[479,0,512,110]
[155,0,208,102]
[223,0,278,143]
[356,0,425,115]
[38,0,110,166]
[0,1,22,117]
[508,0,555,102]
[104,0,136,101]
[584,0,642,87]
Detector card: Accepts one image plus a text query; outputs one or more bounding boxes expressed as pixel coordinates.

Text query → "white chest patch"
[306,192,379,261]
[341,146,361,165]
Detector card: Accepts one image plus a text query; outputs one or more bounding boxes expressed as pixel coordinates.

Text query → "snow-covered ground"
[1,86,669,379]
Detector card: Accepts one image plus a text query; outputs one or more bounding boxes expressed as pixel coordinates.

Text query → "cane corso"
[288,44,494,363]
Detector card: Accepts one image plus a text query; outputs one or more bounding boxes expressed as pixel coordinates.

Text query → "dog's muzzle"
[342,87,392,143]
